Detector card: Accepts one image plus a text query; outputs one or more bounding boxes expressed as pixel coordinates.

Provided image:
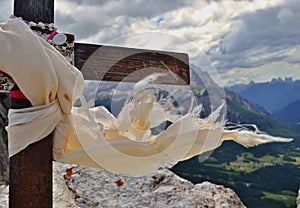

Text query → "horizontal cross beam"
[75,43,190,85]
[8,1,190,208]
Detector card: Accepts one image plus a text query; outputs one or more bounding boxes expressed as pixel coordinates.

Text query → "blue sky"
[156,17,164,28]
[1,0,299,86]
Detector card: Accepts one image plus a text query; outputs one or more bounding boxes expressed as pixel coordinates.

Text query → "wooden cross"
[8,0,189,207]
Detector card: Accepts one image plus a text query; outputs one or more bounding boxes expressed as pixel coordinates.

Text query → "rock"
[53,167,78,208]
[0,163,78,208]
[54,162,246,208]
[297,189,300,208]
[0,162,246,207]
[195,182,245,208]
[0,185,8,208]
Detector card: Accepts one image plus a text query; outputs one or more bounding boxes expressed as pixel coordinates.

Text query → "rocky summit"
[0,162,246,208]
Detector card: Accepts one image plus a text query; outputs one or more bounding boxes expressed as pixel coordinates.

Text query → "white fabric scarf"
[0,19,292,174]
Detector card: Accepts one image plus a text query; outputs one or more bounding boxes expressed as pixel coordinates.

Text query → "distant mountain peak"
[270,77,293,83]
[227,77,300,123]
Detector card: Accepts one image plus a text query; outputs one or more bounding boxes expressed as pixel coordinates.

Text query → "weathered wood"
[14,0,54,23]
[75,43,101,70]
[8,1,190,207]
[75,43,190,85]
[10,0,54,207]
[9,132,53,208]
[9,91,53,208]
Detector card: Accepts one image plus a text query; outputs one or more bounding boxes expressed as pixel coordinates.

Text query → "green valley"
[172,92,300,208]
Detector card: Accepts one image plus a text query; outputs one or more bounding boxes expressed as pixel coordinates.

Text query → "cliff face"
[0,162,246,208]
[225,90,269,116]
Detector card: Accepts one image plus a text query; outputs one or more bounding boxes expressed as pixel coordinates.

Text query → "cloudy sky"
[1,0,299,86]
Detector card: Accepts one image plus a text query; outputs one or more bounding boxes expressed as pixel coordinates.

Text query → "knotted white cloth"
[0,18,292,174]
[0,18,84,157]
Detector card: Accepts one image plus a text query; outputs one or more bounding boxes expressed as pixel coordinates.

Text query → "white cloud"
[204,0,300,85]
[221,60,300,86]
[0,0,12,21]
[54,0,193,42]
[1,0,299,85]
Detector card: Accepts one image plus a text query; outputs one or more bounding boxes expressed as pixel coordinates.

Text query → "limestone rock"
[0,162,246,207]
[54,162,245,208]
[53,167,78,208]
[0,185,8,208]
[0,164,78,208]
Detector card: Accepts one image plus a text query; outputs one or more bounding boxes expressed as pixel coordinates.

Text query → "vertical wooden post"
[9,0,54,207]
[6,1,190,207]
[13,0,54,22]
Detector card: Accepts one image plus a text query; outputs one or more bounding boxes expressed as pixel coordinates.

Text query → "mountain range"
[172,92,300,208]
[1,71,299,207]
[273,99,300,123]
[86,70,300,207]
[172,75,300,208]
[227,77,300,123]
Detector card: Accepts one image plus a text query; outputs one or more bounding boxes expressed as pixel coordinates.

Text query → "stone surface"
[53,167,78,208]
[0,163,78,208]
[0,162,246,208]
[54,162,245,208]
[0,185,8,208]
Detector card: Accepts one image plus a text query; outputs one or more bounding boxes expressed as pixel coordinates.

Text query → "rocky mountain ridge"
[226,78,300,114]
[273,99,300,123]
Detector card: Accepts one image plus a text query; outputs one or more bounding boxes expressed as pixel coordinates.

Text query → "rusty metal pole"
[9,0,54,207]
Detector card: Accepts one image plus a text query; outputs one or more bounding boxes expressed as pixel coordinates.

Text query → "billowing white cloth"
[0,18,293,174]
